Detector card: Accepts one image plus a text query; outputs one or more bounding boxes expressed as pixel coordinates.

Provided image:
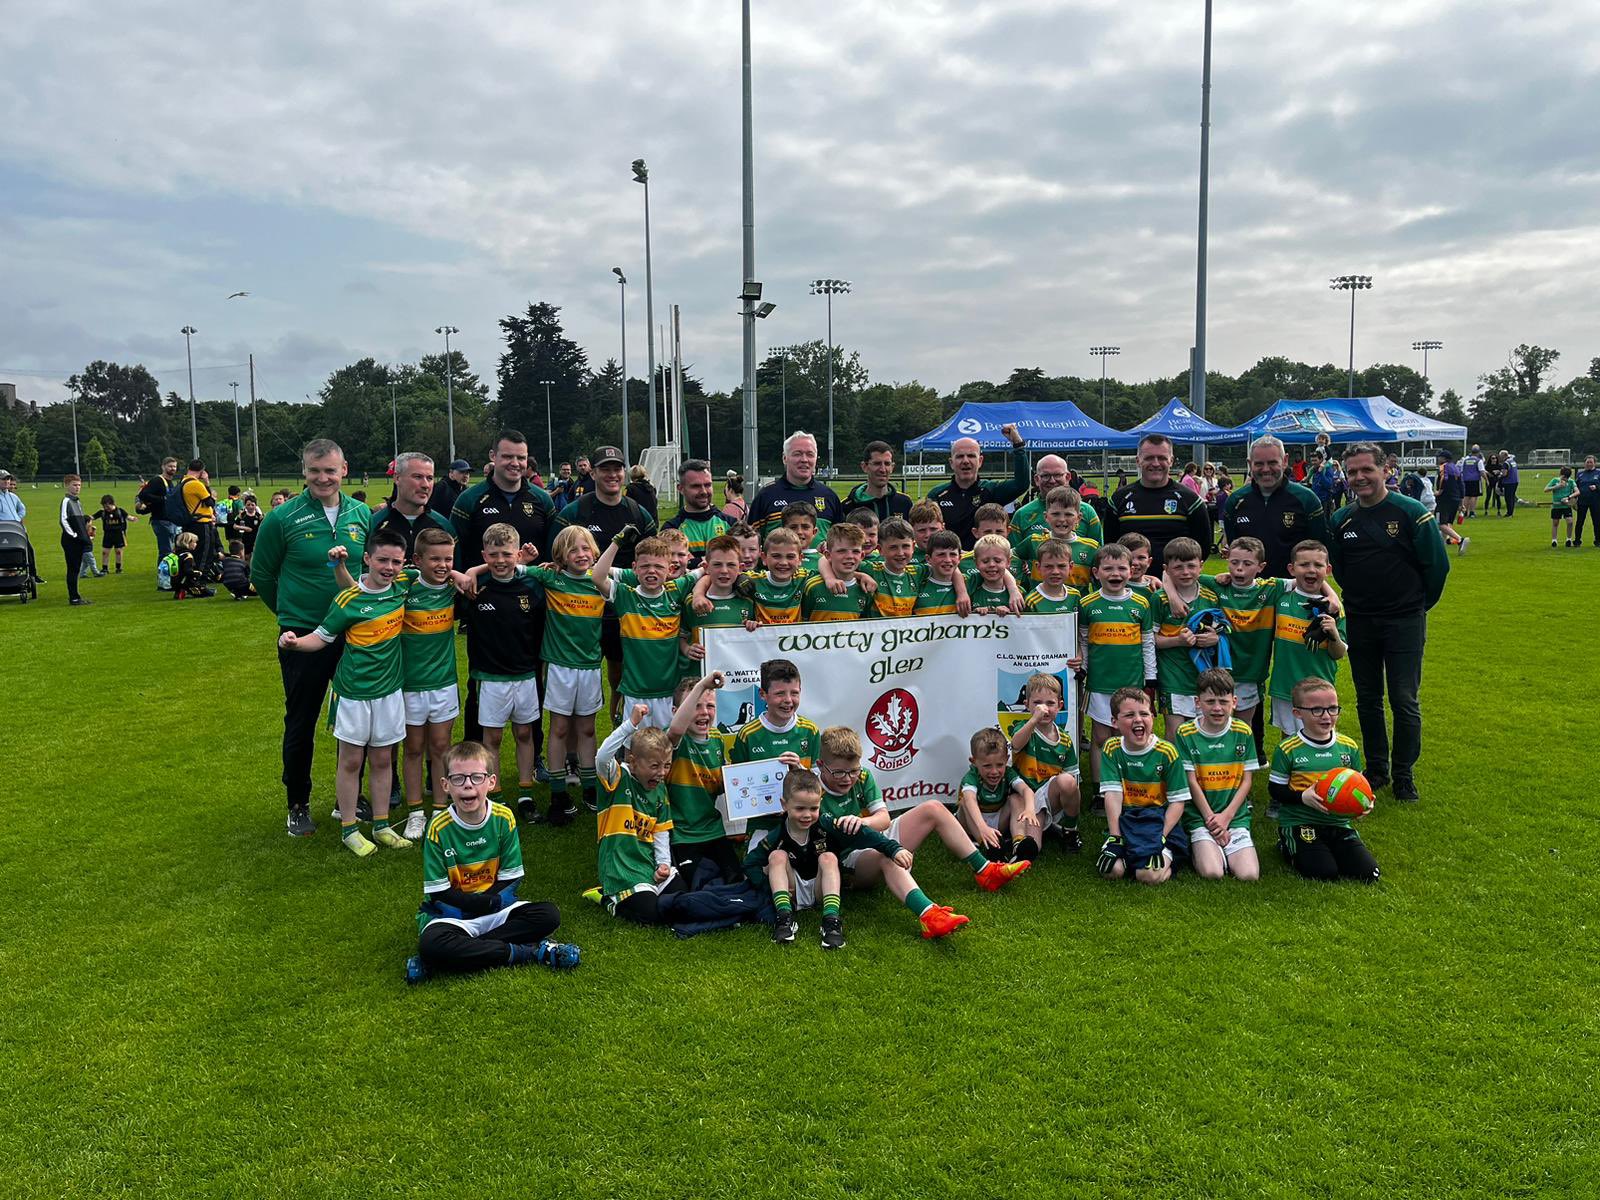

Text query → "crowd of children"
[253,486,1393,985]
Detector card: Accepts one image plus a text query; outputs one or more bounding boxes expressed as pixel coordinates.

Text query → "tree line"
[1,305,1594,481]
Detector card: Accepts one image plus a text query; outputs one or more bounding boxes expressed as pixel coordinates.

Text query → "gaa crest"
[865,687,920,771]
[1385,521,1400,537]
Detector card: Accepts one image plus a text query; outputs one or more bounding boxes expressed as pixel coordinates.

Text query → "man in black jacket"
[1104,434,1213,563]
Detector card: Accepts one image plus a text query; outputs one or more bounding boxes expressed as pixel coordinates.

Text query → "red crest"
[865,688,920,770]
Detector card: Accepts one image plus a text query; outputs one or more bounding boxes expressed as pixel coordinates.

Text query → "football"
[1314,768,1374,817]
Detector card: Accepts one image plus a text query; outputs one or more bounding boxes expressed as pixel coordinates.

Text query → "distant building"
[0,383,38,416]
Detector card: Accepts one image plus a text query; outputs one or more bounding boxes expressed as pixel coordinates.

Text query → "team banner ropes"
[703,614,1079,812]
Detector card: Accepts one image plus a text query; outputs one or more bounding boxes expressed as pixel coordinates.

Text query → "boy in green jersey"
[845,507,879,559]
[396,527,467,839]
[913,530,973,616]
[782,505,825,568]
[597,534,688,729]
[1096,687,1190,885]
[1016,487,1100,592]
[801,521,873,621]
[729,522,761,573]
[408,740,578,982]
[1116,533,1155,599]
[861,517,924,618]
[1079,542,1157,790]
[1545,466,1578,546]
[665,673,738,883]
[907,500,943,563]
[1008,673,1083,855]
[681,534,758,666]
[1268,678,1379,883]
[1269,540,1348,737]
[956,727,1039,863]
[280,528,414,857]
[594,704,684,922]
[731,658,821,771]
[1022,538,1081,615]
[1151,537,1222,737]
[1175,668,1261,881]
[655,527,695,580]
[963,533,1025,615]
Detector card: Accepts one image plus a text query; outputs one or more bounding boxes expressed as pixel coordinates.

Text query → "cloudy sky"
[3,0,1598,417]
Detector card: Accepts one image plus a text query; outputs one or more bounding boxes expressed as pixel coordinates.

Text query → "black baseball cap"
[593,446,625,467]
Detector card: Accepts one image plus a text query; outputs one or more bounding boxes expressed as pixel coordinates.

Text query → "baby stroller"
[0,521,38,603]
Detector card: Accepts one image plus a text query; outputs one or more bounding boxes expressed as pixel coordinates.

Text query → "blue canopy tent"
[903,401,1141,453]
[1218,397,1465,445]
[1125,396,1239,443]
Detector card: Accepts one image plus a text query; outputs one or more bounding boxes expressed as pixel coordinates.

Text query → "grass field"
[2,487,1595,1198]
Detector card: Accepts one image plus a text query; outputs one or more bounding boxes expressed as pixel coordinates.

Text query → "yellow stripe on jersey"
[1223,604,1274,633]
[548,590,606,620]
[404,606,454,635]
[807,609,859,622]
[596,802,672,841]
[669,756,723,793]
[874,593,916,618]
[1280,734,1363,791]
[618,611,679,640]
[345,608,404,647]
[447,857,500,893]
[1088,621,1142,645]
[1275,612,1310,642]
[755,600,801,624]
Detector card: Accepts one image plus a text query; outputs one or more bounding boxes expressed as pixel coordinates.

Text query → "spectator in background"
[1435,451,1467,551]
[1220,436,1327,577]
[1499,452,1520,517]
[1180,461,1202,497]
[1399,461,1436,513]
[1483,452,1505,515]
[0,469,41,582]
[548,461,577,508]
[136,458,180,560]
[1574,454,1600,548]
[627,465,659,520]
[91,494,133,575]
[270,489,292,508]
[1307,448,1340,515]
[231,493,264,563]
[58,474,94,606]
[427,458,472,517]
[572,455,596,497]
[180,459,218,581]
[722,472,747,521]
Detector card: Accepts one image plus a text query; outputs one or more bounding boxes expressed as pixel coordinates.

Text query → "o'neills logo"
[865,688,919,771]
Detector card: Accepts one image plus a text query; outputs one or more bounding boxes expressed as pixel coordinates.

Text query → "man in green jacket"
[1328,442,1450,805]
[252,438,373,837]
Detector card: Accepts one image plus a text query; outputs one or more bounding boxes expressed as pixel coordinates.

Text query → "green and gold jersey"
[418,801,524,932]
[744,570,808,625]
[400,576,460,693]
[959,765,1027,815]
[1099,736,1188,809]
[1009,496,1103,547]
[1016,533,1099,590]
[1175,718,1257,830]
[1012,726,1078,790]
[1024,585,1080,616]
[668,734,727,844]
[821,769,888,824]
[801,573,871,621]
[1269,585,1347,700]
[963,568,1014,612]
[1203,574,1279,685]
[679,588,756,647]
[730,715,820,768]
[1152,583,1221,699]
[663,511,732,561]
[595,761,673,897]
[612,578,687,699]
[863,561,922,619]
[524,566,606,670]
[316,573,412,700]
[1080,588,1153,694]
[912,573,961,616]
[1269,731,1364,829]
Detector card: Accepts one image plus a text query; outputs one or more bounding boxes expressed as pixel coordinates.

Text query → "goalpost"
[638,443,681,505]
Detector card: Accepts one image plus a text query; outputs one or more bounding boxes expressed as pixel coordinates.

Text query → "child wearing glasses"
[407,740,579,982]
[1268,678,1380,883]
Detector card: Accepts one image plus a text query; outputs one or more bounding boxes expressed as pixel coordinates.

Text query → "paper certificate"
[719,758,788,823]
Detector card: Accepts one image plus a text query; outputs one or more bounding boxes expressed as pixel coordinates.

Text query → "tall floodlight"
[1330,276,1374,397]
[739,0,758,483]
[181,325,199,457]
[230,380,243,476]
[1090,346,1121,488]
[539,379,556,472]
[613,268,630,465]
[632,159,658,447]
[810,279,852,476]
[1190,0,1213,439]
[1412,339,1443,381]
[435,325,459,461]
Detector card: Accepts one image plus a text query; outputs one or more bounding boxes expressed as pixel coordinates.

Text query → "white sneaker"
[1457,536,1469,555]
[403,809,427,840]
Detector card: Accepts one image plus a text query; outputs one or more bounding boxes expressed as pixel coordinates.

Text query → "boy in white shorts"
[279,527,413,857]
[956,727,1040,863]
[1175,668,1261,881]
[396,526,466,839]
[595,531,688,730]
[1152,536,1222,739]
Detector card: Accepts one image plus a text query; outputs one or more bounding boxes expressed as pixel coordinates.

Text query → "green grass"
[2,505,1595,1198]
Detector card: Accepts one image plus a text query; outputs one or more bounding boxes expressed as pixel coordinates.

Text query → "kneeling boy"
[1008,672,1083,853]
[1097,687,1190,885]
[1269,678,1380,883]
[1175,668,1261,881]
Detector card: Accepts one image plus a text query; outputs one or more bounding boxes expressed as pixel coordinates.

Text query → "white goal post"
[1527,449,1570,467]
[638,443,682,505]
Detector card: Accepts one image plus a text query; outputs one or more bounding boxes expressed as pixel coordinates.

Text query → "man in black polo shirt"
[372,452,456,560]
[451,430,564,757]
[1103,433,1213,563]
[1328,442,1450,804]
[559,445,658,721]
[842,441,914,521]
[1221,435,1331,577]
[926,423,1028,549]
[748,430,845,542]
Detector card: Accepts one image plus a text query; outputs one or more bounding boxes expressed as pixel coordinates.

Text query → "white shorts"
[1088,691,1115,725]
[328,691,405,748]
[624,695,676,729]
[1165,692,1198,719]
[1271,698,1302,737]
[480,677,541,727]
[1234,682,1261,710]
[544,665,603,717]
[423,899,528,936]
[1188,824,1256,856]
[403,686,460,727]
[791,873,818,911]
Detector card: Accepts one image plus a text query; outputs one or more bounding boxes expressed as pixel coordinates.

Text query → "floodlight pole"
[435,325,459,462]
[540,379,556,472]
[1190,0,1212,435]
[613,268,630,465]
[1412,339,1442,382]
[248,353,260,485]
[230,380,243,476]
[633,159,658,447]
[1330,275,1373,397]
[181,325,199,458]
[739,0,758,484]
[1091,346,1120,489]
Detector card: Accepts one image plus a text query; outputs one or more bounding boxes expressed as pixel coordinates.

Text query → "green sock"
[822,894,841,918]
[373,817,390,833]
[904,887,934,917]
[1062,814,1078,830]
[578,765,597,794]
[341,821,360,839]
[964,849,990,872]
[772,890,793,914]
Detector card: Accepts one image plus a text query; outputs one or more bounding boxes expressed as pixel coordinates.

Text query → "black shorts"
[1464,481,1481,497]
[101,531,126,549]
[600,612,622,665]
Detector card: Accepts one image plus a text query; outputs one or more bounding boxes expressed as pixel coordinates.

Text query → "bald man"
[1008,453,1102,547]
[927,424,1029,549]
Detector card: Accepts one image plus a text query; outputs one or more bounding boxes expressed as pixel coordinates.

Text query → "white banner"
[703,614,1078,812]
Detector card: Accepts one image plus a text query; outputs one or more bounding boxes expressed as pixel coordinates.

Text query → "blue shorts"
[1119,807,1189,864]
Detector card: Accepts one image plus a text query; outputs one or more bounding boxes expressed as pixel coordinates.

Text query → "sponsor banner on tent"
[702,614,1079,812]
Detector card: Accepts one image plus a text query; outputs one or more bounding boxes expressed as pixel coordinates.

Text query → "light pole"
[70,391,81,475]
[702,401,713,465]
[613,268,630,466]
[780,350,788,437]
[810,279,851,476]
[1412,339,1442,382]
[1330,275,1373,397]
[1090,346,1121,488]
[229,380,243,477]
[389,377,399,464]
[632,159,658,447]
[1191,0,1213,428]
[740,0,758,484]
[181,325,199,458]
[539,379,555,473]
[435,325,459,462]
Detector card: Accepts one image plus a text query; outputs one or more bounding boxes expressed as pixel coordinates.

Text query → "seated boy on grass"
[1175,667,1261,881]
[1008,672,1084,853]
[1096,687,1190,886]
[591,703,682,924]
[407,740,578,982]
[957,727,1041,864]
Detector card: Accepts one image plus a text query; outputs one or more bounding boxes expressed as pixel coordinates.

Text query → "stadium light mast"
[435,325,459,462]
[810,279,852,477]
[181,325,199,458]
[230,380,243,476]
[613,268,630,466]
[1412,339,1442,382]
[1090,346,1121,489]
[632,159,658,448]
[739,0,759,483]
[1330,275,1373,397]
[539,379,556,474]
[1190,0,1213,431]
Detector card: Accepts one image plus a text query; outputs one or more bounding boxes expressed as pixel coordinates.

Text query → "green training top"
[801,574,871,621]
[1099,736,1189,809]
[612,578,687,699]
[821,769,888,824]
[959,765,1027,815]
[1152,582,1221,699]
[1011,726,1078,791]
[1202,575,1279,686]
[1080,588,1154,693]
[418,801,524,933]
[250,489,374,630]
[1268,585,1347,701]
[315,574,413,701]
